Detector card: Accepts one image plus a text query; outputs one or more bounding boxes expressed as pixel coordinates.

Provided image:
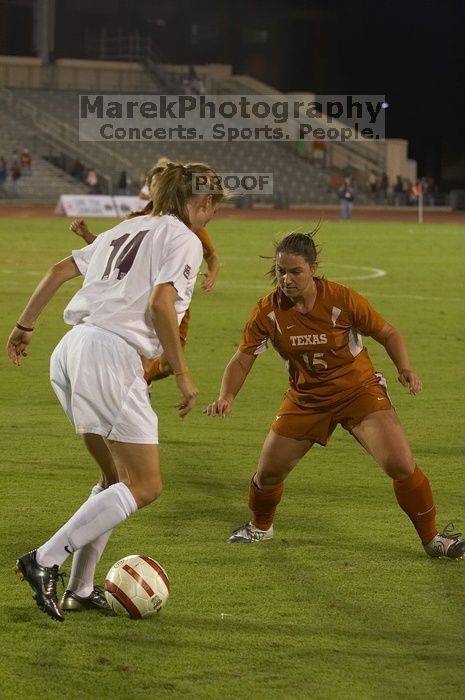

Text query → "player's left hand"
[203,398,233,417]
[398,369,422,395]
[6,327,33,366]
[70,218,90,239]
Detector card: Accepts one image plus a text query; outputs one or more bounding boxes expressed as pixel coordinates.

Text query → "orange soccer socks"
[248,476,284,531]
[393,465,437,545]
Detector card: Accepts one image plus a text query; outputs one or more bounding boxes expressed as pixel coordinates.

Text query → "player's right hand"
[6,327,33,366]
[203,398,232,417]
[175,373,199,418]
[398,369,422,396]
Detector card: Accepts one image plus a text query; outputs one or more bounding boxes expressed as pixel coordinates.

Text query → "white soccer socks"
[66,484,112,598]
[36,482,137,568]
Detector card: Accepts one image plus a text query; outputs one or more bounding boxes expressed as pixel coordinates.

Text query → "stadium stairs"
[0,110,87,203]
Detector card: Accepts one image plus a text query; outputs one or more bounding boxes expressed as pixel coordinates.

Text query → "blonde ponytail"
[150,160,224,227]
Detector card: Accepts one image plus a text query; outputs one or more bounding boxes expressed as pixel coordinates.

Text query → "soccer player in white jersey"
[6,161,225,622]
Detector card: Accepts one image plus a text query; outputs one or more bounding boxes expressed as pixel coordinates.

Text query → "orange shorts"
[178,308,190,347]
[143,309,190,382]
[271,383,393,445]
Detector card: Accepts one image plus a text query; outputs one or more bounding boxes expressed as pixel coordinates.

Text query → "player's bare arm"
[6,256,81,365]
[149,282,198,417]
[201,251,220,291]
[204,350,256,416]
[372,322,422,395]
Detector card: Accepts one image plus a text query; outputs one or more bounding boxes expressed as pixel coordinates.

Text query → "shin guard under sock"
[248,476,284,531]
[393,465,437,544]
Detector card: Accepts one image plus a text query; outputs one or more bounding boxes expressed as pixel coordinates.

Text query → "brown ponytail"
[127,201,153,219]
[126,157,171,219]
[267,228,320,284]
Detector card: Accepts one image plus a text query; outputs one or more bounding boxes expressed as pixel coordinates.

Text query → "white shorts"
[50,324,158,444]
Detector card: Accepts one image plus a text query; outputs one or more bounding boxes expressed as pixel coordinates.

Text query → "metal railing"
[84,34,178,92]
[0,87,134,193]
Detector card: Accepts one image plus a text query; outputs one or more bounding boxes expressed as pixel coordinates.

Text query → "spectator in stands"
[338,177,354,220]
[0,157,7,197]
[328,172,343,192]
[183,65,205,95]
[11,149,20,169]
[380,173,389,201]
[117,170,129,195]
[71,159,85,182]
[312,141,326,167]
[393,176,404,206]
[85,169,100,194]
[410,181,422,205]
[10,160,22,197]
[403,179,414,206]
[20,148,32,175]
[421,177,436,206]
[368,171,377,196]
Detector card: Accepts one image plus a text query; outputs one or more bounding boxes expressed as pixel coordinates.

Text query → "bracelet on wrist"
[16,322,34,332]
[174,367,189,376]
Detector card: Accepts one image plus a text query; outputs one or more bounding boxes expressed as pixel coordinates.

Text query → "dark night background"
[1,0,464,186]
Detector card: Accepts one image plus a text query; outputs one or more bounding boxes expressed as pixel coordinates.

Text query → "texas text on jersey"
[239,278,387,407]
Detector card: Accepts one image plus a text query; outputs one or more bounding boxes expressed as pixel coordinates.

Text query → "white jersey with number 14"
[64,214,202,358]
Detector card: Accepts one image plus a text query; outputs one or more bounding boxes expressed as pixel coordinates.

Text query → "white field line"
[358,291,465,303]
[1,270,46,275]
[2,262,385,282]
[321,263,387,280]
[217,282,465,302]
[2,265,463,303]
[221,260,386,281]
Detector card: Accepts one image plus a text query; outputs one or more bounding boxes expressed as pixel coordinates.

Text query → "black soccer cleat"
[15,550,65,622]
[60,586,113,613]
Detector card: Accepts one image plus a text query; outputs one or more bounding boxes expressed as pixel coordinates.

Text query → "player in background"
[205,231,465,560]
[7,161,225,622]
[70,159,220,383]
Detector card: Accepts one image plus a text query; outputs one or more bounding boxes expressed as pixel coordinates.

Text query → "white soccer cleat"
[227,522,274,544]
[423,523,465,559]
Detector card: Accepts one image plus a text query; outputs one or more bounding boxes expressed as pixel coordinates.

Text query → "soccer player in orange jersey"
[205,231,465,559]
[70,161,220,383]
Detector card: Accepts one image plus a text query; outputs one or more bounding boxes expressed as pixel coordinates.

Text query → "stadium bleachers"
[4,87,338,205]
[0,111,87,200]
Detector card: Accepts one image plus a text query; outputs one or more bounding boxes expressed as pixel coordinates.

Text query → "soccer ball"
[104,554,170,619]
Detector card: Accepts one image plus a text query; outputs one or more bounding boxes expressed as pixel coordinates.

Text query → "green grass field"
[1,216,464,699]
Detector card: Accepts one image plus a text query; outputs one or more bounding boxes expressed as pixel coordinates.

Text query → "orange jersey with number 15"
[239,278,387,409]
